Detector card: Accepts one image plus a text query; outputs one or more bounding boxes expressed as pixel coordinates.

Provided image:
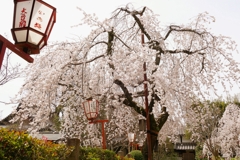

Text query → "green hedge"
[0,128,73,160]
[79,147,133,160]
[0,128,137,160]
[79,147,117,160]
[128,150,144,160]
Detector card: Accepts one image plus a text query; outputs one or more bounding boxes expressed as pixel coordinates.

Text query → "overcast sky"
[0,0,240,119]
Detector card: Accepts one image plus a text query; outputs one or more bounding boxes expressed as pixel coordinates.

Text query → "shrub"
[79,147,118,160]
[128,150,144,160]
[0,128,73,160]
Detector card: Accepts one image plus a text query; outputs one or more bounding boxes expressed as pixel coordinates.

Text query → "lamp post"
[82,98,108,149]
[0,0,56,69]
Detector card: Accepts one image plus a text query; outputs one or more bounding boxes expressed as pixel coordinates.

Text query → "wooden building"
[174,140,196,160]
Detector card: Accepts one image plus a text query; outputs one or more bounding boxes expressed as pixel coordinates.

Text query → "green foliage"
[211,100,228,116]
[79,147,118,160]
[52,114,61,131]
[0,128,73,160]
[191,100,228,114]
[154,139,178,160]
[195,143,208,160]
[128,150,144,160]
[184,129,192,140]
[232,95,240,108]
[52,105,64,131]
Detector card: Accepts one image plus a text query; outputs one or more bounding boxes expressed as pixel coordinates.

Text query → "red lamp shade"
[11,0,56,54]
[82,99,99,122]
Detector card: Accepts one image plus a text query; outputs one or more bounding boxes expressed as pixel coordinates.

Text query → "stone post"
[66,138,80,160]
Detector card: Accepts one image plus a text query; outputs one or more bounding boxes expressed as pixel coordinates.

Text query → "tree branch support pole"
[143,62,152,160]
[91,119,108,149]
[142,30,152,160]
[0,34,34,70]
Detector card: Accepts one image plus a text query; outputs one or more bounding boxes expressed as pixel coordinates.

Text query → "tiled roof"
[174,142,196,150]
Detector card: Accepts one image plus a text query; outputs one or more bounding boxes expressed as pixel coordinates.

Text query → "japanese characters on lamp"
[19,6,45,30]
[12,0,56,54]
[19,8,27,27]
[34,10,43,30]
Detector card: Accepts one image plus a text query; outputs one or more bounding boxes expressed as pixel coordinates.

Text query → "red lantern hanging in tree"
[82,99,100,123]
[82,98,108,149]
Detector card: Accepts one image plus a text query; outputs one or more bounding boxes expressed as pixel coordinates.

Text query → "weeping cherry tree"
[11,4,240,158]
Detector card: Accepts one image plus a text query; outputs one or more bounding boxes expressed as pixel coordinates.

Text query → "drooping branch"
[0,51,21,86]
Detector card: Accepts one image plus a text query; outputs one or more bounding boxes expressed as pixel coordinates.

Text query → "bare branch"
[114,79,146,117]
[69,54,105,66]
[119,7,151,41]
[165,48,207,55]
[164,25,206,40]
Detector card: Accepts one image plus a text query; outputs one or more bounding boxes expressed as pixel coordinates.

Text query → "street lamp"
[0,0,56,69]
[128,132,135,143]
[128,132,135,152]
[12,0,56,54]
[82,98,108,149]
